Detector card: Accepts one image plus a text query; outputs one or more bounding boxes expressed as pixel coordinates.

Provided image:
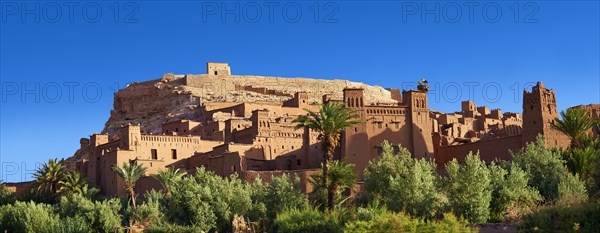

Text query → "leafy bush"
[489,164,542,222]
[364,141,413,198]
[48,216,92,233]
[345,207,475,233]
[272,207,343,233]
[519,202,600,233]
[0,183,16,206]
[556,173,589,206]
[164,167,251,232]
[444,153,492,223]
[144,222,205,233]
[57,194,122,233]
[364,141,446,218]
[264,174,309,220]
[0,201,58,233]
[511,136,568,201]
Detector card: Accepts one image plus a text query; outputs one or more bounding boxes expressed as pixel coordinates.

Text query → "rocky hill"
[102,73,398,136]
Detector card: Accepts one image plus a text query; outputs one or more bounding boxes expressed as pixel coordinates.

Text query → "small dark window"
[297,159,301,166]
[171,149,177,159]
[354,127,358,133]
[175,128,179,132]
[151,149,158,160]
[214,71,218,75]
[232,165,236,171]
[376,147,383,155]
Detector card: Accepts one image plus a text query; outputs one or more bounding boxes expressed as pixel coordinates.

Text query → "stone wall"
[434,135,523,167]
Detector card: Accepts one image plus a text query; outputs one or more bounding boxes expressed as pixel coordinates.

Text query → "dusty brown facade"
[64,63,578,197]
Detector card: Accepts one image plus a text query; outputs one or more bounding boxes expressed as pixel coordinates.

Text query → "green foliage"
[264,174,309,220]
[552,107,598,148]
[344,206,475,233]
[556,173,589,206]
[364,141,446,219]
[512,136,569,201]
[48,216,92,233]
[387,157,446,219]
[164,167,251,232]
[488,165,542,222]
[33,158,66,201]
[272,207,343,233]
[311,160,357,210]
[0,183,16,206]
[565,147,598,182]
[112,162,147,209]
[144,222,209,233]
[132,190,164,225]
[152,167,186,195]
[364,140,413,198]
[246,177,268,222]
[57,171,90,196]
[294,102,362,210]
[519,202,600,233]
[445,152,492,223]
[0,201,58,233]
[57,194,123,233]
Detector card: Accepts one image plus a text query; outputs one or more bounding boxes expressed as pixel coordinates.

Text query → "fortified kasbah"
[41,62,599,197]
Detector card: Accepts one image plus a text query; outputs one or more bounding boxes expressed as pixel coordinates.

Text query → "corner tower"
[522,82,569,148]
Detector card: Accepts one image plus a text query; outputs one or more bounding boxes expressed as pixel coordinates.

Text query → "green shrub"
[264,174,309,220]
[519,202,600,233]
[57,194,122,233]
[364,141,446,218]
[344,209,475,233]
[444,153,492,223]
[49,216,92,233]
[272,208,343,233]
[556,173,589,206]
[0,183,16,206]
[165,167,251,232]
[144,222,205,233]
[489,165,542,222]
[0,201,58,233]
[511,136,568,201]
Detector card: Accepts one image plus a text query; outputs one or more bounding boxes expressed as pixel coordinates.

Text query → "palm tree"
[152,167,186,195]
[565,146,598,181]
[552,107,597,148]
[57,171,88,196]
[293,102,362,210]
[33,158,65,196]
[310,160,357,210]
[112,162,147,209]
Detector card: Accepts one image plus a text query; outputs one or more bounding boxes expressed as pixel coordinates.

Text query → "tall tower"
[402,90,434,158]
[341,88,369,176]
[119,124,141,151]
[522,82,569,148]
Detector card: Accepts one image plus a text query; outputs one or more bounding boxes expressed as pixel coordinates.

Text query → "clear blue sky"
[1,1,598,182]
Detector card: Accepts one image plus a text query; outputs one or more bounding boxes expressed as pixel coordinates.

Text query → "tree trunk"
[328,182,337,211]
[324,144,335,211]
[129,188,137,209]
